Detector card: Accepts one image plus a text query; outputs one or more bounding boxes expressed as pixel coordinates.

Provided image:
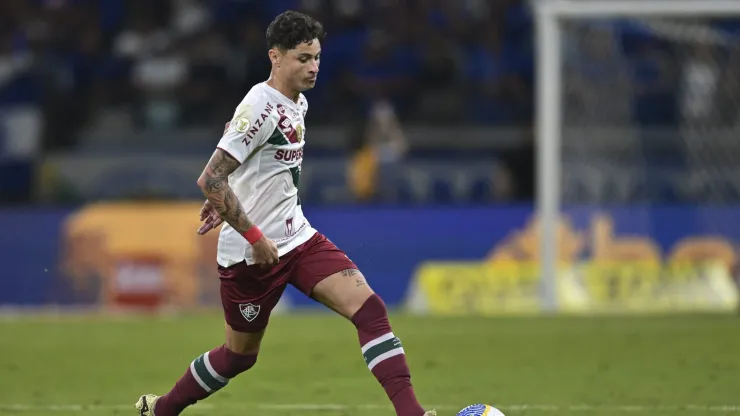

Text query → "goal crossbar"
[536,0,740,18]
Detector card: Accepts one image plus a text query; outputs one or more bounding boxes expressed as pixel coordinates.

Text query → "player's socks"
[154,345,256,416]
[351,294,426,416]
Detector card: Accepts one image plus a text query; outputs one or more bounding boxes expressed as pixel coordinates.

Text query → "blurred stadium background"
[2,0,740,415]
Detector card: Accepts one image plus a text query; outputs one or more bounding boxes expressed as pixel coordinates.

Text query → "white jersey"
[215,82,316,267]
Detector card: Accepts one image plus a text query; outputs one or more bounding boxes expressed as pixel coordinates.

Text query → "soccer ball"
[456,404,505,416]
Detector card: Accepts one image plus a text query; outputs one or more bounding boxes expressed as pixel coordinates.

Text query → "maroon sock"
[154,345,257,416]
[351,294,425,416]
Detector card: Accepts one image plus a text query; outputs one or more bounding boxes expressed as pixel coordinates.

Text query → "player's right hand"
[197,200,223,235]
[252,236,279,268]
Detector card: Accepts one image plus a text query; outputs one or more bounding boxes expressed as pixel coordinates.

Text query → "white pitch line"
[0,404,216,412]
[1,403,739,413]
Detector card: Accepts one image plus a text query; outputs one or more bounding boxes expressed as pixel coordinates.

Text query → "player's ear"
[268,48,281,67]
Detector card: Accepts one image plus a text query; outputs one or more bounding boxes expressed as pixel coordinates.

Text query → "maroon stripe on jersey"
[278,114,299,144]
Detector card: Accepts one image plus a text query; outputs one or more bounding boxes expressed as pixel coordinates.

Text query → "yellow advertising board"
[409,260,739,316]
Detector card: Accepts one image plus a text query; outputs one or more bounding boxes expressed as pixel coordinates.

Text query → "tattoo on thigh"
[341,269,365,287]
[342,269,358,277]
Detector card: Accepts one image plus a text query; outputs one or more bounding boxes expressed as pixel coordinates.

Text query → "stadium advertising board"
[0,205,737,315]
[410,207,740,315]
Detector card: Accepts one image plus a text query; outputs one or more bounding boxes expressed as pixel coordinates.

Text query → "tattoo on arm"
[198,149,254,234]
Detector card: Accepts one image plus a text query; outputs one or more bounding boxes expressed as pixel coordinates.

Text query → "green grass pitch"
[0,312,739,416]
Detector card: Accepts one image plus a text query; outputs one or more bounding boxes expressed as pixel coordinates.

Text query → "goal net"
[534,0,740,314]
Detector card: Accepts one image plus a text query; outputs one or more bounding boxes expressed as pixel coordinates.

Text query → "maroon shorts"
[219,232,357,333]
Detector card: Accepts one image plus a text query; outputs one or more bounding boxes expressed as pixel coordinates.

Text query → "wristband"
[242,226,263,245]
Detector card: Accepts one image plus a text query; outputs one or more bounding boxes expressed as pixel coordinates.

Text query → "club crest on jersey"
[239,303,260,322]
[296,124,304,142]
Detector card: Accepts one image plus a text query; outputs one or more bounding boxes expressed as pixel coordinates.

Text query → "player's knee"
[220,346,258,378]
[350,293,389,329]
[225,323,265,355]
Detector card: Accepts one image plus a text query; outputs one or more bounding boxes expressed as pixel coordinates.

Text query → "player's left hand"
[197,200,223,235]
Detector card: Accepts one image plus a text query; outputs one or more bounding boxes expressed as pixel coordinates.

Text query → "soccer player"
[135,11,434,416]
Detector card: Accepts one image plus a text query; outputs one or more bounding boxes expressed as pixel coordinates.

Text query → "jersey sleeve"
[217,97,274,164]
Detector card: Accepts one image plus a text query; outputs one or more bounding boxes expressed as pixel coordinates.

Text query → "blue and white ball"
[456,404,505,416]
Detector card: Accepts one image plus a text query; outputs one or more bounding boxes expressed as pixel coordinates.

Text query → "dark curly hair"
[266,11,325,51]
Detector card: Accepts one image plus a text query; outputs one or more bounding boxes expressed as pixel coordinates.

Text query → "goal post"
[534,0,740,314]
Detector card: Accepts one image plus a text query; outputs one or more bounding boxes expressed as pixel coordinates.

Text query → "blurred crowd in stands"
[2,0,740,205]
[0,0,535,152]
[4,0,740,145]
